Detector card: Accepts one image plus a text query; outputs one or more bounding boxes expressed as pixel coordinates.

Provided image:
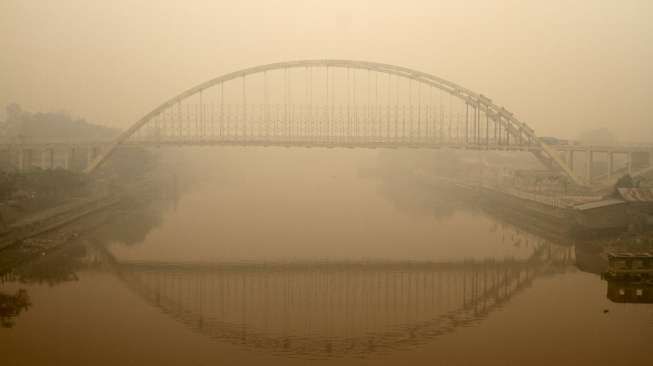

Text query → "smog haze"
[2,0,652,141]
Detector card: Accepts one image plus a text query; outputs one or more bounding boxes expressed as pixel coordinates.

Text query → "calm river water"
[1,148,652,365]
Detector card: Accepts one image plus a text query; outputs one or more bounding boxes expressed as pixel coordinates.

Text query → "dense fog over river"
[109,148,535,263]
[2,148,652,365]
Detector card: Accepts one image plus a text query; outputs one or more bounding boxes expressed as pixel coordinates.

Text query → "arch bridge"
[93,241,574,358]
[7,60,653,187]
[91,60,578,180]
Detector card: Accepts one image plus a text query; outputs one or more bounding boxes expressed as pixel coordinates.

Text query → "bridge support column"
[586,150,593,183]
[566,150,574,172]
[40,149,47,170]
[64,148,74,171]
[627,152,633,175]
[41,149,54,170]
[17,149,25,172]
[608,152,614,180]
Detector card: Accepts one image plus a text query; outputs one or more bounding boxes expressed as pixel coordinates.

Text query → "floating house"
[603,252,653,303]
[602,252,653,280]
[606,279,653,303]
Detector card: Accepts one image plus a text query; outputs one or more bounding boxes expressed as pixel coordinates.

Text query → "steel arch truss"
[86,60,580,185]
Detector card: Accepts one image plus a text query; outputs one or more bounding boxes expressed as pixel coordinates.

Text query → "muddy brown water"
[1,149,652,366]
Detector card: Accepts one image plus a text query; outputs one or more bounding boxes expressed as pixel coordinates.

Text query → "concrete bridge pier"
[586,150,594,184]
[40,148,55,170]
[17,149,33,172]
[17,149,25,171]
[566,150,575,172]
[10,144,108,172]
[64,148,74,171]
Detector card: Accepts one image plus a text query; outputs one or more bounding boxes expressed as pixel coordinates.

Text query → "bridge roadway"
[2,138,651,189]
[2,60,652,187]
[92,243,573,358]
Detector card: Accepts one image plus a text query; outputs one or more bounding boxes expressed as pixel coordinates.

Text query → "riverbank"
[425,174,652,239]
[419,174,653,276]
[0,164,176,275]
[419,176,574,240]
[0,197,127,275]
[0,193,122,251]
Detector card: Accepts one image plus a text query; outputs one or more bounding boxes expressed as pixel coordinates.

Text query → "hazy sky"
[1,0,652,141]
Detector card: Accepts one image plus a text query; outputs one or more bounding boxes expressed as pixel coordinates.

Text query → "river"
[1,148,652,365]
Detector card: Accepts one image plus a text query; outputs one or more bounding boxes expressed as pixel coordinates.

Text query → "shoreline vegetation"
[0,105,165,274]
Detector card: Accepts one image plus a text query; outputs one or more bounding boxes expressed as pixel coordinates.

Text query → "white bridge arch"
[87,60,581,184]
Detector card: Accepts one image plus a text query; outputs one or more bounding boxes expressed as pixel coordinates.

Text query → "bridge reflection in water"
[97,244,573,358]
